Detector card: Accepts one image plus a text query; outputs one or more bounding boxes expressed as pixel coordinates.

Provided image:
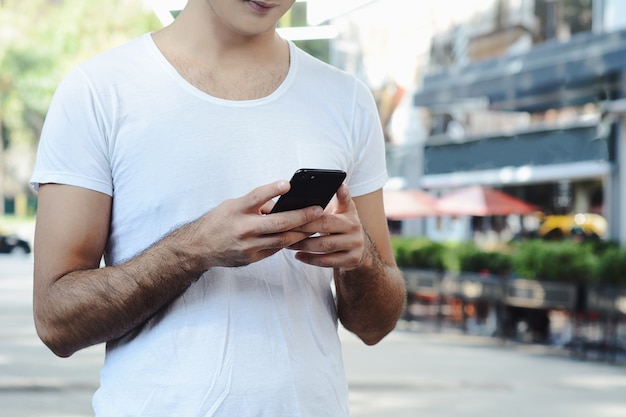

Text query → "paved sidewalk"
[343,322,626,417]
[2,254,626,417]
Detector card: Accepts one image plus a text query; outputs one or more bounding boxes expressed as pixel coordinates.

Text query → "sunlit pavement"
[2,254,626,417]
[343,322,626,417]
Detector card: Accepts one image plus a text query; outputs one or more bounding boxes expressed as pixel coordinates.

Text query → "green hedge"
[593,247,626,285]
[511,240,594,282]
[391,237,626,285]
[391,237,446,271]
[455,242,512,276]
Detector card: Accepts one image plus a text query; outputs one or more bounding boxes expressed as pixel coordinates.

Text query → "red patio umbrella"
[383,189,438,220]
[436,185,538,216]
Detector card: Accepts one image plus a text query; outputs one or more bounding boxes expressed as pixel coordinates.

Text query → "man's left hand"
[287,184,368,270]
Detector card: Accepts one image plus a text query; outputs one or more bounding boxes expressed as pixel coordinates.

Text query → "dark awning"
[423,123,608,176]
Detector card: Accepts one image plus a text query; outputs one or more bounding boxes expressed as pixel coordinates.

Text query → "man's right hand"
[32,180,323,357]
[170,180,325,270]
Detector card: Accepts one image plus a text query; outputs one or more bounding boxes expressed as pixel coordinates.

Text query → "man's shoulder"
[49,33,160,113]
[79,34,151,74]
[57,33,159,96]
[292,44,363,91]
[291,43,373,102]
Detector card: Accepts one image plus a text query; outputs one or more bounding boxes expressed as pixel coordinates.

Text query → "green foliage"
[541,241,594,282]
[593,247,626,285]
[391,237,446,271]
[512,239,595,282]
[511,239,545,280]
[585,238,620,256]
[393,237,604,284]
[456,242,512,275]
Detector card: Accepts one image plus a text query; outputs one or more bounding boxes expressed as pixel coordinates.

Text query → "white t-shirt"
[32,33,387,417]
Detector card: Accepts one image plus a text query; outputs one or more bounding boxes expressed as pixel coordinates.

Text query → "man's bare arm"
[333,189,406,345]
[33,182,323,357]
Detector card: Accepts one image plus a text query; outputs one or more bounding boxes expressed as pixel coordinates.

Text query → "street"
[2,253,626,417]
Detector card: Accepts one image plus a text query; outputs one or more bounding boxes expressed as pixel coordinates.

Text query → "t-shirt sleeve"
[347,79,388,197]
[30,67,113,196]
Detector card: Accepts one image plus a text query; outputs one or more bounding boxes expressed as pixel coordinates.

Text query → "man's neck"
[151,3,290,100]
[158,0,284,64]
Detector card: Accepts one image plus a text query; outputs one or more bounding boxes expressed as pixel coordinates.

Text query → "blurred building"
[379,0,626,244]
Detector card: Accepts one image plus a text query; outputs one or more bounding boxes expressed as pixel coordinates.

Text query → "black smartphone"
[270,168,347,213]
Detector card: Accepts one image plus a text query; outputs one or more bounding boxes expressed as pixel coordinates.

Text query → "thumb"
[334,183,352,213]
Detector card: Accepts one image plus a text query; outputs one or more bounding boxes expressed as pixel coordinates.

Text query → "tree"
[0,0,161,214]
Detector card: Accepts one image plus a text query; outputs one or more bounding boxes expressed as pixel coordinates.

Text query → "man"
[31,0,406,415]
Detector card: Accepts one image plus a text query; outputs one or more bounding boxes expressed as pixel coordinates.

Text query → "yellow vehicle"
[537,213,608,240]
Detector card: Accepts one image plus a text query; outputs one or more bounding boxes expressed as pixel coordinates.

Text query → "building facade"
[393,0,626,244]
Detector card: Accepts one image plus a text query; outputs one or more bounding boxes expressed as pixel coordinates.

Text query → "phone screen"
[270,168,347,213]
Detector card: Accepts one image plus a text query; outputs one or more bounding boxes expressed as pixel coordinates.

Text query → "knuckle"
[269,215,290,233]
[319,237,338,253]
[303,209,322,225]
[350,250,362,264]
[348,218,362,233]
[318,215,333,232]
[246,188,265,206]
[222,197,239,212]
[272,234,291,248]
[232,222,251,240]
